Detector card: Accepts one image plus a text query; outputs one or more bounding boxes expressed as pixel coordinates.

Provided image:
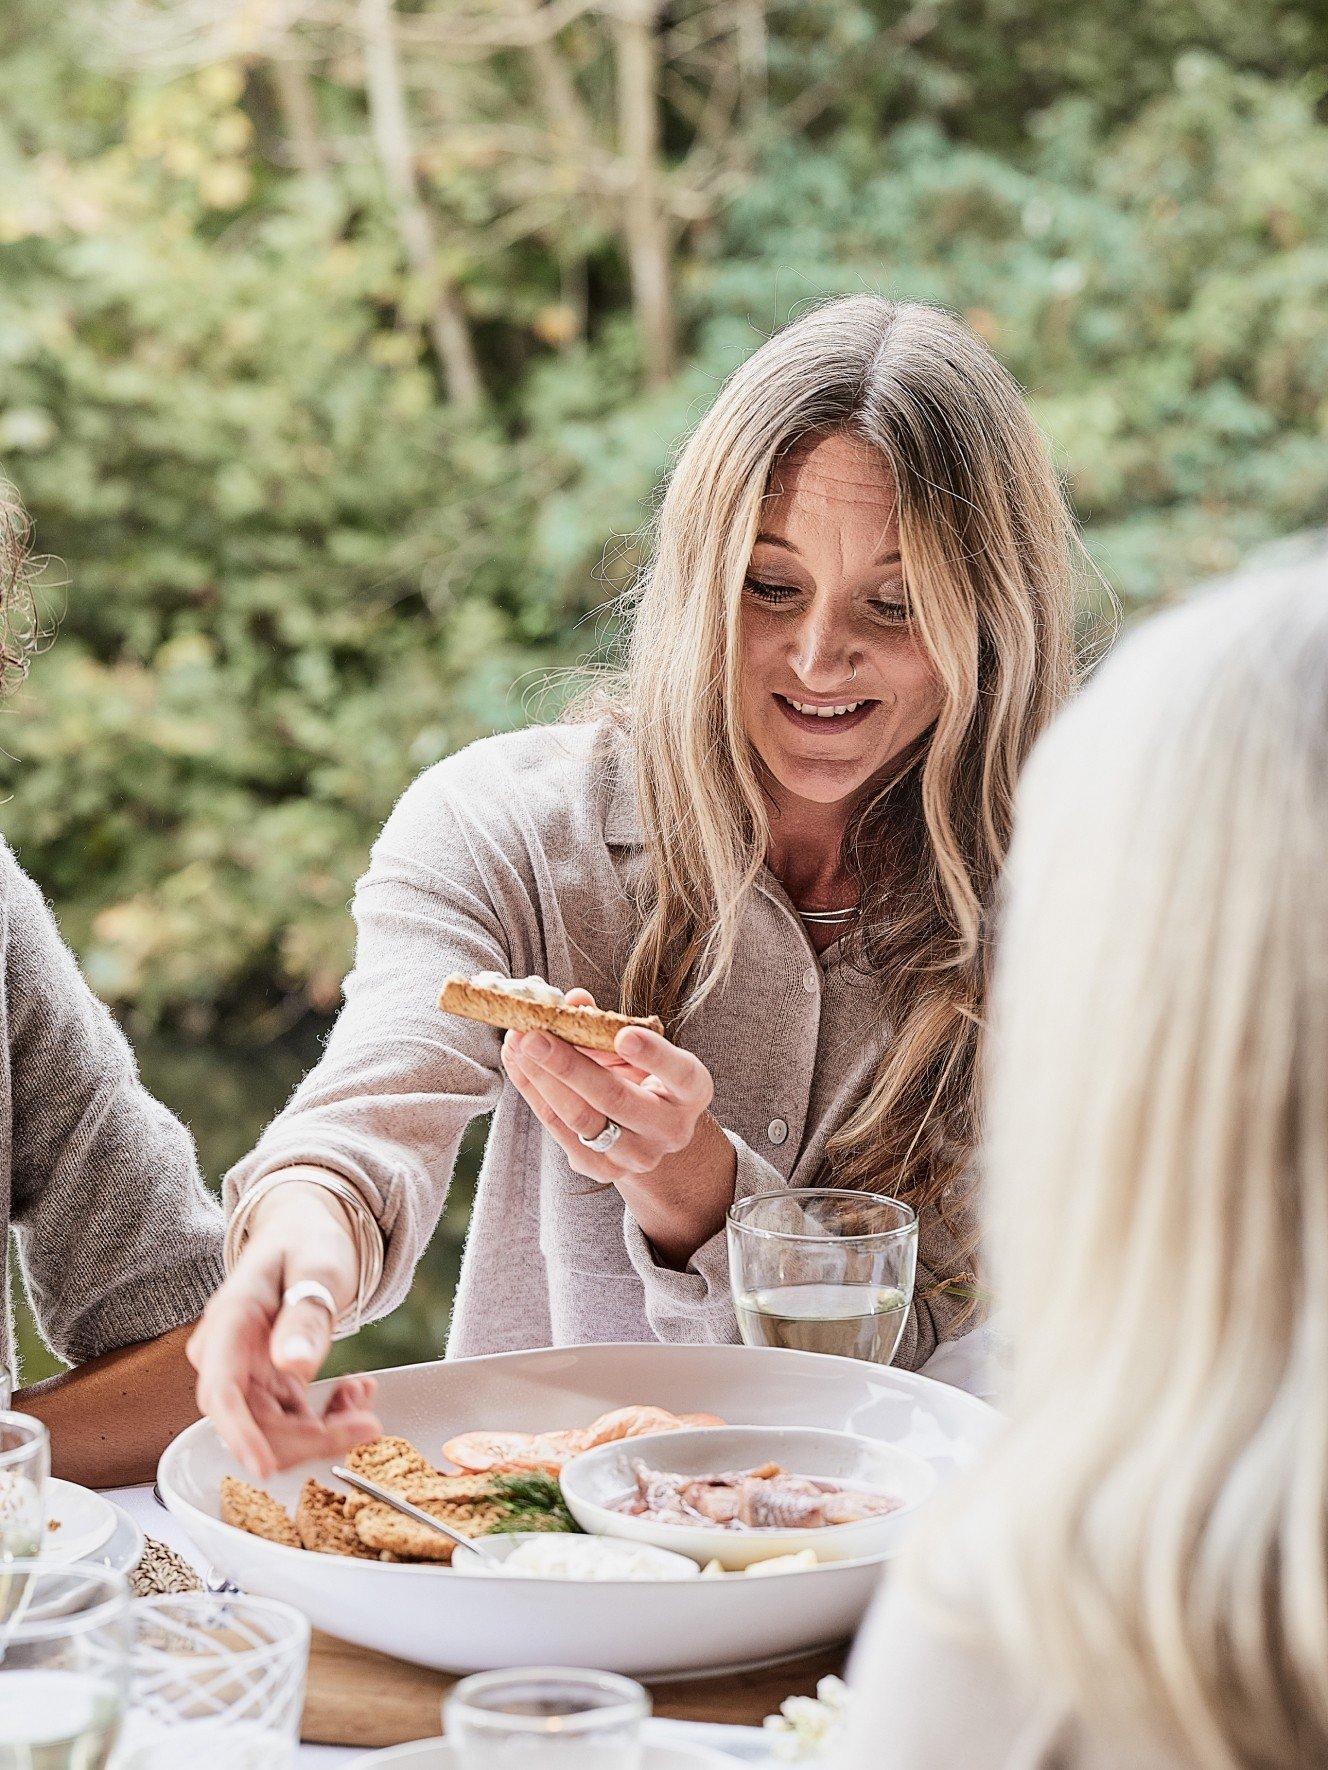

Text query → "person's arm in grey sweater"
[1,847,226,1476]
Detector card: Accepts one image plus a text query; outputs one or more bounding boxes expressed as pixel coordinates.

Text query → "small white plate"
[562,1425,935,1571]
[41,1479,118,1565]
[91,1502,146,1578]
[346,1727,734,1769]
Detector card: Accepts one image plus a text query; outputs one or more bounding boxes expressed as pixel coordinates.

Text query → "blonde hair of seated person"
[904,551,1328,1768]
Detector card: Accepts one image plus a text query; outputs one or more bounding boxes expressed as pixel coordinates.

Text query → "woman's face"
[740,431,944,811]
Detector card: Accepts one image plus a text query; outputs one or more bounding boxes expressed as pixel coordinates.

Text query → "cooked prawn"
[441,1404,725,1474]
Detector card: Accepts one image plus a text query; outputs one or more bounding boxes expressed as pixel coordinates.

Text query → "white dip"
[500,1537,699,1581]
[471,972,567,1007]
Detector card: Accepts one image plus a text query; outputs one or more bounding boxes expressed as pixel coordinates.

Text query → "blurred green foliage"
[1,1,1325,1375]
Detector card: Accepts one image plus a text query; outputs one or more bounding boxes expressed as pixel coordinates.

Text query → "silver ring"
[281,1279,337,1317]
[577,1119,622,1154]
[847,658,857,683]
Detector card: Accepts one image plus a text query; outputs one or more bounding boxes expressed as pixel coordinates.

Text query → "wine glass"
[0,1562,130,1769]
[444,1667,649,1770]
[728,1189,918,1364]
[0,1414,48,1567]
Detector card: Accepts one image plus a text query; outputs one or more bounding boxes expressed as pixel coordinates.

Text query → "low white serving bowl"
[159,1342,995,1678]
[561,1425,936,1571]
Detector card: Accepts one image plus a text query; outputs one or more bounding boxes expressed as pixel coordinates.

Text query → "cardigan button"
[767,1118,789,1145]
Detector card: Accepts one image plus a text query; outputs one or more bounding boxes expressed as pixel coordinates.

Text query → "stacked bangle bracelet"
[223,1168,385,1340]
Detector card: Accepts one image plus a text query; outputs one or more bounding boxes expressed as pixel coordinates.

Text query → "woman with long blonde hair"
[840,548,1328,1768]
[189,294,1077,1476]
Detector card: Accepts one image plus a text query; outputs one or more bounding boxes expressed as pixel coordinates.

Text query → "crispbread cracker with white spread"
[438,974,663,1053]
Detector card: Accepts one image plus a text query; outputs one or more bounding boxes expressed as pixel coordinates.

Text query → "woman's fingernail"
[526,1034,550,1058]
[279,1335,316,1365]
[620,1030,646,1054]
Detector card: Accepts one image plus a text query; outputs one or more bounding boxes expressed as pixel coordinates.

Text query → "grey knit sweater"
[0,840,225,1382]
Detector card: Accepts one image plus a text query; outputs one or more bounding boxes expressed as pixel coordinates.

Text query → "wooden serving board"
[301,1629,848,1748]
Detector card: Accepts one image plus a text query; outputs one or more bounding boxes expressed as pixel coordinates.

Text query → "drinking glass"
[0,1562,130,1769]
[113,1594,310,1769]
[0,1415,49,1567]
[728,1189,918,1364]
[444,1667,649,1770]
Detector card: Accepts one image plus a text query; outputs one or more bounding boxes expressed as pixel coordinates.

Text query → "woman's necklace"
[795,903,859,926]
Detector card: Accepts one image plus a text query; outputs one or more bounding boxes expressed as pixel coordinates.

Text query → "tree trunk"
[268,52,330,179]
[737,0,768,126]
[358,0,485,411]
[518,0,596,160]
[611,0,677,388]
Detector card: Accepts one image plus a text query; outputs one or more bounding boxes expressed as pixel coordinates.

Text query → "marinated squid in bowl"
[560,1424,937,1571]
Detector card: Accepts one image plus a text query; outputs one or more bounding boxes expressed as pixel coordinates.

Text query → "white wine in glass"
[734,1281,910,1363]
[0,1563,128,1770]
[728,1190,918,1366]
[0,1668,122,1770]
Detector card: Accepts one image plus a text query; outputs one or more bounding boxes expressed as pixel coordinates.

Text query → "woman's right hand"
[187,1179,383,1479]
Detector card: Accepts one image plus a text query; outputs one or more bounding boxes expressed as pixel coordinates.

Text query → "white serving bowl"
[561,1424,936,1571]
[159,1342,995,1679]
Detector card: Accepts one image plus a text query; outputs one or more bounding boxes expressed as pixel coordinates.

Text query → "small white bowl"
[560,1425,936,1571]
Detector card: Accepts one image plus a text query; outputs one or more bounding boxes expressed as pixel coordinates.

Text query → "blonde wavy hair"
[917,546,1328,1764]
[589,295,1077,1220]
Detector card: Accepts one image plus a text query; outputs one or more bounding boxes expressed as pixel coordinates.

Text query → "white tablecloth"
[113,1327,994,1765]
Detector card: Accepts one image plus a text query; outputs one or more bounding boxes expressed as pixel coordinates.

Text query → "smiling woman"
[188,296,1080,1478]
[740,435,942,866]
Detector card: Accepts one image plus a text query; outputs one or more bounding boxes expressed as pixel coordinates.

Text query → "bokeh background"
[1,0,1325,1380]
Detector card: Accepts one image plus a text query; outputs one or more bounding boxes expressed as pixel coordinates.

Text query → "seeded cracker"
[296,1478,376,1559]
[219,1475,301,1549]
[351,1490,507,1562]
[342,1435,436,1488]
[438,975,663,1054]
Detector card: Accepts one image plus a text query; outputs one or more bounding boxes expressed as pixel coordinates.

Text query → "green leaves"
[0,6,1320,1048]
[1,0,1324,1380]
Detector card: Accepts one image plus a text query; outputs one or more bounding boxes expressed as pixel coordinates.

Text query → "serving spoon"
[331,1466,505,1568]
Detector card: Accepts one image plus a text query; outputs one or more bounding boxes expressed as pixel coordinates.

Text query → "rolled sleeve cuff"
[58,1248,229,1368]
[621,1130,791,1342]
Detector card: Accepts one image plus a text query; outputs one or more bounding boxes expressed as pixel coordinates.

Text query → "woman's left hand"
[501,991,736,1264]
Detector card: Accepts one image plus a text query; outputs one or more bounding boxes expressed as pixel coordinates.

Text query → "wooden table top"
[302,1628,849,1749]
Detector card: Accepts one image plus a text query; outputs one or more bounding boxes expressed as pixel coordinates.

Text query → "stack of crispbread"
[220,1436,510,1564]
